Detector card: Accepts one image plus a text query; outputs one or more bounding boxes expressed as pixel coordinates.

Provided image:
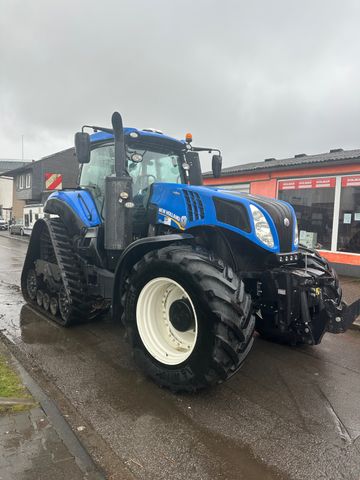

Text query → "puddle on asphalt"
[0,284,23,342]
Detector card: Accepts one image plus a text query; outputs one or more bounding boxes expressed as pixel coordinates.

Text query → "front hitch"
[326,298,360,333]
[255,261,360,345]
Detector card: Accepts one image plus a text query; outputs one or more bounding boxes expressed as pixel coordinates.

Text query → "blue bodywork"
[48,190,102,227]
[47,182,297,254]
[150,184,297,253]
[46,131,298,254]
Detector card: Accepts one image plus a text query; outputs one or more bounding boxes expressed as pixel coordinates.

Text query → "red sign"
[342,175,360,187]
[45,172,63,190]
[278,177,336,190]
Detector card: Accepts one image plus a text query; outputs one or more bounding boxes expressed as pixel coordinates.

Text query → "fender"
[44,197,87,236]
[44,190,101,237]
[112,233,194,321]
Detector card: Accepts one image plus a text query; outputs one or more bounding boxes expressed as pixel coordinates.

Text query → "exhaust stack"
[104,111,133,250]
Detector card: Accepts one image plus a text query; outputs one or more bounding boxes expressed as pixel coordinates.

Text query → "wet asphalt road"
[0,233,360,480]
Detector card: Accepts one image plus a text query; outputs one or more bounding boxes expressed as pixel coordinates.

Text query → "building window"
[25,173,31,189]
[19,175,24,190]
[337,176,360,253]
[220,183,250,194]
[278,178,336,250]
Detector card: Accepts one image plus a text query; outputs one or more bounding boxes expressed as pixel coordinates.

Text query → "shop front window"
[338,176,360,253]
[278,178,335,250]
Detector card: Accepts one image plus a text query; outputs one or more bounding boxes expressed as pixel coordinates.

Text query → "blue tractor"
[21,112,360,392]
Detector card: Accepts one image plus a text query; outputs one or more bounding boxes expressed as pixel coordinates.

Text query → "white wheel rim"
[136,277,198,366]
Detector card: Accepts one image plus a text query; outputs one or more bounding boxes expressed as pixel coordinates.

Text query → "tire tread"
[122,244,255,392]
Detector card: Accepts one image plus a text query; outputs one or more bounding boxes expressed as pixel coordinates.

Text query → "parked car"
[0,219,8,231]
[23,204,45,236]
[9,222,25,236]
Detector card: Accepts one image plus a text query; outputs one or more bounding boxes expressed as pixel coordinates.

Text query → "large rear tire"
[122,245,255,392]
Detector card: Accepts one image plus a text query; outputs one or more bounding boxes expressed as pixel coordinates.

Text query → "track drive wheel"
[58,287,72,326]
[36,290,44,307]
[50,297,58,316]
[122,245,255,392]
[26,269,38,301]
[43,293,50,311]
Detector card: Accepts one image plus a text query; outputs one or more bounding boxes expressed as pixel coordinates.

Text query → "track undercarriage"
[21,218,107,326]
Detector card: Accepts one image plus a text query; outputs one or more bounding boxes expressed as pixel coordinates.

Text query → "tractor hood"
[45,182,298,255]
[150,183,298,254]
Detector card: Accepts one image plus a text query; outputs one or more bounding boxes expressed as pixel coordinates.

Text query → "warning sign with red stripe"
[45,172,63,190]
[278,177,336,190]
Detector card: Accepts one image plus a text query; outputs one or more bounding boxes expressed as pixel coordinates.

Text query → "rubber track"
[22,218,91,326]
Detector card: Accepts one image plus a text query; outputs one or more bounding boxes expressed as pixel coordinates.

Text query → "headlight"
[250,204,275,248]
[294,220,299,246]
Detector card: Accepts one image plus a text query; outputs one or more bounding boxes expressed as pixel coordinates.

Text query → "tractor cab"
[79,130,187,219]
[76,124,220,244]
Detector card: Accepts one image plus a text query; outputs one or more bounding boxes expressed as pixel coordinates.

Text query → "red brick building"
[204,148,360,276]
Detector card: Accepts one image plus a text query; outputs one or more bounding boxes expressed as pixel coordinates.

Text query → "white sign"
[343,213,352,224]
[299,230,317,248]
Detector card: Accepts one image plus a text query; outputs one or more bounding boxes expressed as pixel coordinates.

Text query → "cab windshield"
[80,142,184,212]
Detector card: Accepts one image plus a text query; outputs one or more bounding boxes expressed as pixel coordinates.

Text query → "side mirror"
[185,151,203,185]
[212,154,222,178]
[75,132,91,164]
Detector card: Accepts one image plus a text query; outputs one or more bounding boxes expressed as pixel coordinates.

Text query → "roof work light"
[185,133,193,144]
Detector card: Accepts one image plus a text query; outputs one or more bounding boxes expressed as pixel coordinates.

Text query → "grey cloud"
[1,0,360,170]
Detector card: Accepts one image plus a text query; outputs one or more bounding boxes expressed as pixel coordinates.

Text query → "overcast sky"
[1,0,360,170]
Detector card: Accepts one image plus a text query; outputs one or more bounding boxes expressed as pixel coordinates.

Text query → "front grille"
[213,197,251,232]
[183,190,204,221]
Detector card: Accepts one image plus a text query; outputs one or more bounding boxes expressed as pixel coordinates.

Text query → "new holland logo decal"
[158,208,187,230]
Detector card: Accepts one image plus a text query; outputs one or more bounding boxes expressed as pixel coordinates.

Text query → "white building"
[0,160,31,222]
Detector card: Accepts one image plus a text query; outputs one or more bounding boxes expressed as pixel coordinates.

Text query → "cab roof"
[90,128,185,149]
